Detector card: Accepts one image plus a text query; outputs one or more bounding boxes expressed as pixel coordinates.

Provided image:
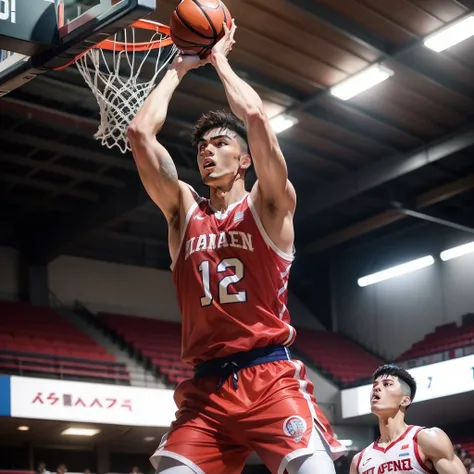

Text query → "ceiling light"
[269,114,298,134]
[357,256,435,287]
[17,426,30,431]
[144,436,155,442]
[330,64,394,101]
[61,428,100,437]
[440,241,474,261]
[424,15,474,52]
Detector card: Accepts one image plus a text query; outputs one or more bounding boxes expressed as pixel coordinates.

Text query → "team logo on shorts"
[283,416,307,443]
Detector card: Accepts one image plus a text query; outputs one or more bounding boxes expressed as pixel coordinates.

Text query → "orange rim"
[54,20,173,71]
[98,20,174,51]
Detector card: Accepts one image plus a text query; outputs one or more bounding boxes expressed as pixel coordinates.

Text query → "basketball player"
[128,21,345,474]
[350,364,466,474]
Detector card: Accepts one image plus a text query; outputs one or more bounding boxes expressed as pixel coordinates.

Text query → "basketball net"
[74,21,178,154]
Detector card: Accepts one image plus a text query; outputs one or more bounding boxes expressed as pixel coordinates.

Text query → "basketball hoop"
[62,19,178,154]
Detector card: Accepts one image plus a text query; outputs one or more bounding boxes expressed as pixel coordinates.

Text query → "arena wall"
[48,254,324,329]
[332,231,474,359]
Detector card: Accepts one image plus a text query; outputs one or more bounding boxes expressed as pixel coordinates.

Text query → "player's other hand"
[210,19,236,64]
[171,53,208,74]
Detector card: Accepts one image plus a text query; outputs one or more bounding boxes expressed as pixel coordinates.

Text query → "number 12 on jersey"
[198,258,247,306]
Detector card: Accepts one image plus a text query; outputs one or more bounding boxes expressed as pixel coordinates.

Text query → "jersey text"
[185,231,254,259]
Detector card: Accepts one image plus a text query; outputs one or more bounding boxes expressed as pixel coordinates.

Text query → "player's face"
[196,127,248,185]
[370,375,406,415]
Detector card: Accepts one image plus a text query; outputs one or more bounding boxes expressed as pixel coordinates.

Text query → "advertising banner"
[8,376,177,427]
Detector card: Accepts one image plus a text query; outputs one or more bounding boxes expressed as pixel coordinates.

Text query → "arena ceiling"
[1,0,474,281]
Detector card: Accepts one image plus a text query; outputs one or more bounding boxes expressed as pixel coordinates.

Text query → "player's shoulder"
[416,427,453,456]
[179,181,206,207]
[350,450,365,473]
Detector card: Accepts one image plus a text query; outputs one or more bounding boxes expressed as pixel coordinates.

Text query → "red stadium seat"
[99,312,191,386]
[292,329,384,384]
[397,320,474,361]
[0,300,129,384]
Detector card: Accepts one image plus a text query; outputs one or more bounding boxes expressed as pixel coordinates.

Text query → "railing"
[398,343,474,369]
[0,351,128,383]
[48,289,64,309]
[0,350,166,388]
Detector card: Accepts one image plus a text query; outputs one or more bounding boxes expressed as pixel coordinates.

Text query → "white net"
[76,23,178,154]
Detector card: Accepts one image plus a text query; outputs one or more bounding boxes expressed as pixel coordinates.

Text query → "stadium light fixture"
[269,114,298,134]
[329,64,394,101]
[61,427,100,436]
[424,15,474,52]
[357,256,435,287]
[440,240,474,261]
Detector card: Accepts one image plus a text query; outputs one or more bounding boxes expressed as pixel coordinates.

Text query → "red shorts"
[150,359,346,474]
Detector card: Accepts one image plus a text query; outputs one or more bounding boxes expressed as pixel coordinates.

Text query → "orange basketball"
[170,0,233,58]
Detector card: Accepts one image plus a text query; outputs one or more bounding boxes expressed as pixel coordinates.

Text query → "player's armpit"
[417,428,466,474]
[128,133,182,223]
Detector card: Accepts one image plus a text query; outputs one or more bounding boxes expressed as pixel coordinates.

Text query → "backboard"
[0,0,157,96]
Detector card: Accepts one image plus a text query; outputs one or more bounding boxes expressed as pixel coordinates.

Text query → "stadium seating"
[292,329,384,384]
[0,300,129,383]
[397,321,474,361]
[99,313,194,385]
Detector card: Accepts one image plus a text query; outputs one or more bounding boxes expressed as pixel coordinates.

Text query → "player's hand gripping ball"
[170,0,233,58]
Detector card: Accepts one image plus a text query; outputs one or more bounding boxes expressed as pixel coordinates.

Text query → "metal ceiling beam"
[192,62,308,105]
[1,173,98,202]
[298,125,474,220]
[304,171,474,254]
[284,0,474,101]
[1,100,202,183]
[0,153,125,188]
[391,204,474,234]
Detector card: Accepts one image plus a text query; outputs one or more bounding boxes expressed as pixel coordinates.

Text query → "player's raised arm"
[417,428,466,474]
[210,22,295,214]
[127,55,204,222]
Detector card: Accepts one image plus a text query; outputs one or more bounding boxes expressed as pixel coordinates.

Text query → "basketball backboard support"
[0,0,157,96]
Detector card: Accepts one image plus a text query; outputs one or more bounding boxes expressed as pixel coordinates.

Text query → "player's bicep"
[418,428,466,474]
[433,456,467,474]
[247,111,289,201]
[129,134,181,221]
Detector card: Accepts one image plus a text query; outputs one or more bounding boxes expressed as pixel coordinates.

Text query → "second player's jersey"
[356,425,433,474]
[171,190,296,366]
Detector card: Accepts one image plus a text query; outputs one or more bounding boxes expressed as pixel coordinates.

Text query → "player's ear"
[401,396,411,407]
[239,154,251,171]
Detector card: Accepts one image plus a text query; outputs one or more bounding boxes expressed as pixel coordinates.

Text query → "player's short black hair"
[191,109,249,152]
[372,363,417,403]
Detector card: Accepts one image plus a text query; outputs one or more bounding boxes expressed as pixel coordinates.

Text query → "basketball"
[170,0,233,58]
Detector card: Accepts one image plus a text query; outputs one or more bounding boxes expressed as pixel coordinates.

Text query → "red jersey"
[171,190,296,366]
